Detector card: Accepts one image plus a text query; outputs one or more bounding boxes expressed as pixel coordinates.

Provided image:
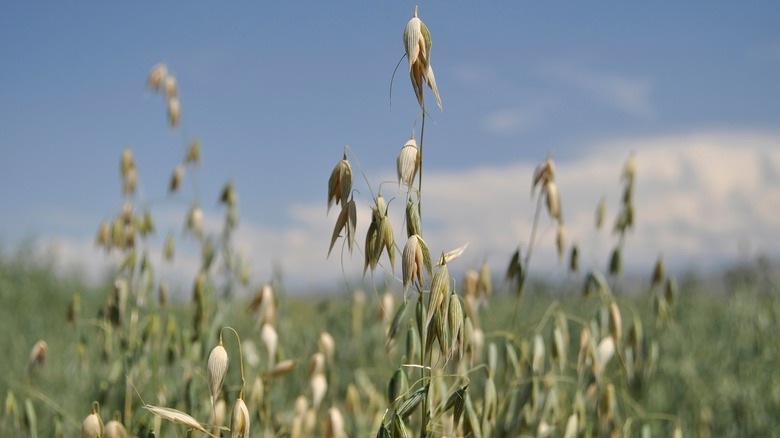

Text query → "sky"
[1,2,779,294]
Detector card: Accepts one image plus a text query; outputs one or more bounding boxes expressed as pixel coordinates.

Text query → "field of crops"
[2,7,779,438]
[1,246,778,437]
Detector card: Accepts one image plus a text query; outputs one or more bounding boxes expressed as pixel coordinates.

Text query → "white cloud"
[480,101,556,135]
[32,130,780,293]
[545,62,655,118]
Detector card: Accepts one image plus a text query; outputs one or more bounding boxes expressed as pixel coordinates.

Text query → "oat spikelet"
[402,234,431,298]
[544,181,562,222]
[397,136,419,188]
[147,63,167,91]
[27,340,47,374]
[403,6,442,111]
[230,398,250,438]
[261,323,278,368]
[82,402,103,438]
[167,96,181,129]
[207,340,229,407]
[327,156,352,213]
[104,412,128,438]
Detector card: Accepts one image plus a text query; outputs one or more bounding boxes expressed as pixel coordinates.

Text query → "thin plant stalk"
[512,193,545,326]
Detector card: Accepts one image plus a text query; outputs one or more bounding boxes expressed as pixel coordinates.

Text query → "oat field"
[2,6,779,438]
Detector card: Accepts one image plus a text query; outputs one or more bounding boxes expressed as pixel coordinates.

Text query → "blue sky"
[1,2,779,291]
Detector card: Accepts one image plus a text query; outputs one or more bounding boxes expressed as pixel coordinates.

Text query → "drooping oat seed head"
[318,332,335,363]
[401,234,431,297]
[403,6,442,111]
[593,336,615,383]
[325,407,346,438]
[622,151,636,183]
[169,164,185,193]
[425,259,450,331]
[81,402,103,438]
[665,275,677,307]
[327,155,352,213]
[167,96,180,129]
[186,205,204,239]
[397,136,419,188]
[448,291,465,360]
[269,359,297,378]
[163,75,178,100]
[261,323,278,368]
[207,340,229,407]
[230,398,250,438]
[120,146,135,180]
[27,340,47,374]
[310,372,328,410]
[555,223,566,262]
[147,63,168,91]
[186,138,201,165]
[544,181,562,222]
[532,158,555,196]
[214,399,227,429]
[104,412,128,438]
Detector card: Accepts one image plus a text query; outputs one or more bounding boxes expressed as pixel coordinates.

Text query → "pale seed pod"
[426,261,450,330]
[401,234,431,297]
[563,413,578,438]
[120,146,134,180]
[186,138,201,165]
[552,326,566,373]
[403,6,442,111]
[448,291,465,361]
[327,156,352,213]
[163,75,178,99]
[167,96,180,129]
[214,399,227,429]
[463,269,478,299]
[651,255,665,287]
[325,407,346,438]
[555,223,566,262]
[123,166,137,196]
[186,205,204,239]
[269,359,297,378]
[318,332,335,363]
[544,181,562,222]
[309,352,326,378]
[608,303,622,346]
[81,401,103,438]
[230,398,250,438]
[532,158,555,195]
[593,336,615,383]
[397,137,419,188]
[169,164,184,193]
[261,323,278,368]
[248,376,264,409]
[207,340,229,407]
[146,63,167,91]
[219,180,238,208]
[27,340,47,374]
[595,196,606,230]
[104,412,128,438]
[310,372,328,410]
